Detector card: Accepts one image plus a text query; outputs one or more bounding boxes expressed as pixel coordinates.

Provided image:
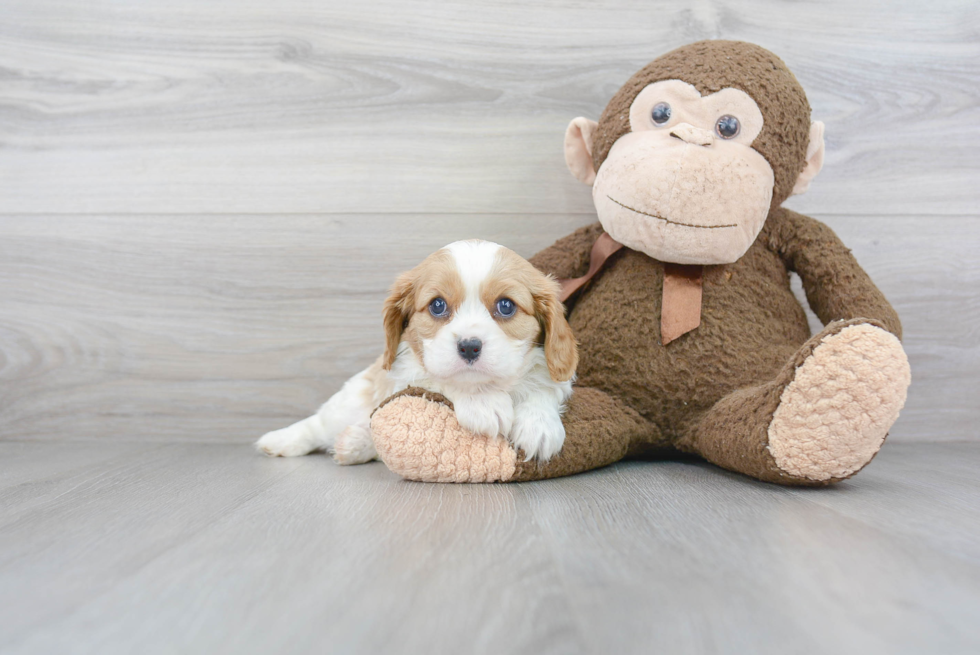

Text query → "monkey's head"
[565,40,825,265]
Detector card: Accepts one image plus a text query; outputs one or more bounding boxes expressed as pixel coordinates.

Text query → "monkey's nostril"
[669,124,714,146]
[457,338,482,363]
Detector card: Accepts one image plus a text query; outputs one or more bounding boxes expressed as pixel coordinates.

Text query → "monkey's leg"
[370,387,662,483]
[679,318,911,486]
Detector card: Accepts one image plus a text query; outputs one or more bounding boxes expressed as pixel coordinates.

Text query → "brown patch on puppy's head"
[382,249,464,369]
[592,40,812,209]
[483,248,579,382]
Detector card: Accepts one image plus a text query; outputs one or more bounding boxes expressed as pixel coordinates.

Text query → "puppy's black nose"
[457,338,482,363]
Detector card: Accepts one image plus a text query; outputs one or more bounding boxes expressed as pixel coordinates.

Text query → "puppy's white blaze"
[446,241,502,371]
[446,239,502,299]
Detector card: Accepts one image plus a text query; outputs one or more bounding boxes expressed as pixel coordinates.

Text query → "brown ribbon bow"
[558,232,624,303]
[557,232,702,345]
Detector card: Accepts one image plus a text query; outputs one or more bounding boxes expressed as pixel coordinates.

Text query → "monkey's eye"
[651,102,672,125]
[716,115,740,139]
[429,297,449,317]
[495,298,516,318]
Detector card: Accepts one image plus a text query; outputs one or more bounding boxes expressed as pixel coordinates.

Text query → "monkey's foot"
[370,388,518,483]
[767,322,911,481]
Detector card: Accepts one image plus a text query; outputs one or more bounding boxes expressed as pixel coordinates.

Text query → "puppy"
[256,239,578,464]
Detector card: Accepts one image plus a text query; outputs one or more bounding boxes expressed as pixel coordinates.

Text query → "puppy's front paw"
[256,423,317,458]
[333,423,377,465]
[453,392,514,439]
[509,406,566,462]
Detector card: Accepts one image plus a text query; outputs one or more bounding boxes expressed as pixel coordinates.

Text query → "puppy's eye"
[716,115,740,139]
[495,298,516,318]
[651,102,671,125]
[428,297,449,317]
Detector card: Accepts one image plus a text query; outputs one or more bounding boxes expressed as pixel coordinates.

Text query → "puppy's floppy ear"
[534,276,579,382]
[382,270,416,370]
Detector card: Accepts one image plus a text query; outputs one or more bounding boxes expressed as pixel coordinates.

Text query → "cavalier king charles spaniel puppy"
[256,239,578,464]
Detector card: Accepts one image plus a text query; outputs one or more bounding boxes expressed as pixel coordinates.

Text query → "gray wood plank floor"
[1,441,978,655]
[2,4,978,652]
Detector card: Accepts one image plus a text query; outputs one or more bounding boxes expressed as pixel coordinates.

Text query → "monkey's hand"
[370,388,519,483]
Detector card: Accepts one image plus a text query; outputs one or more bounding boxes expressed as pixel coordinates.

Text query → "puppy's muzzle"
[457,338,482,364]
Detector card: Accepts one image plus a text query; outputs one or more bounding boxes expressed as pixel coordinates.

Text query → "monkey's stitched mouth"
[607,196,738,229]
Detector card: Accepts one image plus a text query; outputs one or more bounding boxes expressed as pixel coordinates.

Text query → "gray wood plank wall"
[2,1,978,443]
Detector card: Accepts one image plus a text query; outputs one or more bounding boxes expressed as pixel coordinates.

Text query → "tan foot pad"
[371,393,518,483]
[768,324,911,481]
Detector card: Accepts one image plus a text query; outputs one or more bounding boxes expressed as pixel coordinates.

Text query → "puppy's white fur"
[257,240,576,465]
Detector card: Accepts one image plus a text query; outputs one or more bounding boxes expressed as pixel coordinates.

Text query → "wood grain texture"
[2,6,977,653]
[1,213,976,443]
[1,441,978,654]
[0,0,977,215]
[1,1,977,445]
[0,213,596,441]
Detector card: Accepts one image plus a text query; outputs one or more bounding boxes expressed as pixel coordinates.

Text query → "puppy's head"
[382,240,578,384]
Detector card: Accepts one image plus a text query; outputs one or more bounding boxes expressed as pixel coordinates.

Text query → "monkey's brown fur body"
[370,41,911,486]
[509,209,899,485]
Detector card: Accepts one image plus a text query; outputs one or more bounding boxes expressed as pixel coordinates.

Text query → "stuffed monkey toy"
[369,40,911,486]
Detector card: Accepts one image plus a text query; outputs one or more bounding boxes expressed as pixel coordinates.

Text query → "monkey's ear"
[564,117,598,186]
[791,121,826,196]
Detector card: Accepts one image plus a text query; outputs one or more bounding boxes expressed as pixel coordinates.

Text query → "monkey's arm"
[766,208,902,339]
[528,222,604,279]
